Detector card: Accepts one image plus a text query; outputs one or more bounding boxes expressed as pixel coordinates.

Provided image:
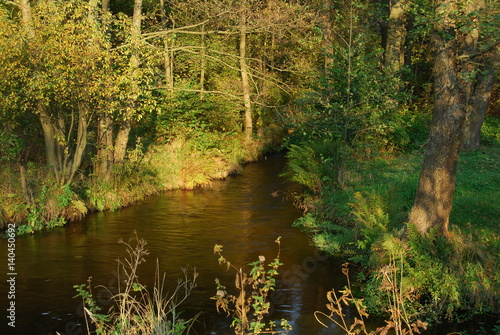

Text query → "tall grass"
[2,131,272,234]
[75,233,199,335]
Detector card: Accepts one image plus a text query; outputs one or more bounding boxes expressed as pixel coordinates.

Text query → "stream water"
[1,154,352,335]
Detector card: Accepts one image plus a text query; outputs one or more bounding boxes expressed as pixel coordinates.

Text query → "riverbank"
[288,145,500,326]
[0,133,278,234]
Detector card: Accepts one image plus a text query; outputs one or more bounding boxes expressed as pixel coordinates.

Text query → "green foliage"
[351,191,390,252]
[87,145,160,212]
[281,139,344,193]
[16,182,87,234]
[212,238,292,335]
[480,115,500,147]
[285,0,413,155]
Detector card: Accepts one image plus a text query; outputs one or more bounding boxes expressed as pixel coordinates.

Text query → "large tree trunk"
[113,122,132,165]
[239,12,252,142]
[408,0,466,236]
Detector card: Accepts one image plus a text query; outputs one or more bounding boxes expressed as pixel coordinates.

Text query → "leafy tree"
[409,0,499,235]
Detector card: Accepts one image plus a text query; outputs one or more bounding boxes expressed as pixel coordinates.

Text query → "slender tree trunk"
[102,0,109,12]
[200,23,207,100]
[18,0,35,39]
[239,13,252,142]
[93,0,115,180]
[462,47,499,150]
[385,0,408,74]
[114,0,143,165]
[38,106,59,173]
[160,0,174,97]
[409,0,465,236]
[321,0,334,71]
[96,113,114,180]
[66,103,89,184]
[18,162,32,206]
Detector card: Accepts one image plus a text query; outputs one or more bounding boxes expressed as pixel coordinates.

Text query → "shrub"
[212,237,292,335]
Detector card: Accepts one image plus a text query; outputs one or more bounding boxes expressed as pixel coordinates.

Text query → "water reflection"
[1,154,346,335]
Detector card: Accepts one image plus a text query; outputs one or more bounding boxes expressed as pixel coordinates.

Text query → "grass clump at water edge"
[74,232,199,335]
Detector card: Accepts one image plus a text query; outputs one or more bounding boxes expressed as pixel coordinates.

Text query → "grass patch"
[287,145,500,323]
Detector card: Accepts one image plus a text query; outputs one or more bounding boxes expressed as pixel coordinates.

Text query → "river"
[0,154,353,335]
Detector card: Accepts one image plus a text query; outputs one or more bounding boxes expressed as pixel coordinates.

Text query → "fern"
[282,140,345,193]
[350,191,389,251]
[281,144,322,192]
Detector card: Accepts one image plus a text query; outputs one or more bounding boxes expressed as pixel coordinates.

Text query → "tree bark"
[200,22,207,100]
[66,103,89,184]
[114,0,142,165]
[18,0,35,39]
[321,0,334,71]
[18,162,32,206]
[94,0,114,180]
[409,0,465,236]
[160,0,174,97]
[462,46,499,150]
[37,106,59,172]
[102,0,109,12]
[96,112,114,180]
[239,11,253,142]
[384,0,408,74]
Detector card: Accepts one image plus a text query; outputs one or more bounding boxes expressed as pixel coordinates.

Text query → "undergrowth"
[1,132,271,234]
[285,144,500,324]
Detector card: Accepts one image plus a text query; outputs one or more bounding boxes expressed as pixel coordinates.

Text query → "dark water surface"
[1,155,350,335]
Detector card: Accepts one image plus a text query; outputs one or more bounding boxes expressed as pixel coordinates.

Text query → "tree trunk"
[37,106,62,178]
[200,22,207,100]
[408,0,466,236]
[94,0,114,180]
[96,112,114,180]
[239,13,252,142]
[321,0,334,71]
[66,103,89,184]
[113,122,132,165]
[385,0,408,74]
[114,0,143,165]
[18,162,32,206]
[160,0,174,97]
[462,46,499,150]
[102,0,110,12]
[18,0,35,39]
